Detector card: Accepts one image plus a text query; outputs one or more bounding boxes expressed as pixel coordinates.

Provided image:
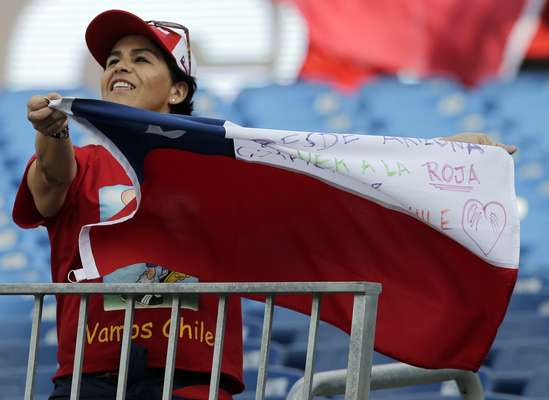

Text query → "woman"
[17,10,242,400]
[17,8,516,400]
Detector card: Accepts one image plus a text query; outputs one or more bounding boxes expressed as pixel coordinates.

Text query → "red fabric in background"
[526,2,549,59]
[87,149,517,371]
[284,0,527,89]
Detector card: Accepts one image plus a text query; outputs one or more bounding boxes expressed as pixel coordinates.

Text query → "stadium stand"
[3,72,549,398]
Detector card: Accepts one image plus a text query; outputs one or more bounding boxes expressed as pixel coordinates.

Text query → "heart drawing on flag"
[462,199,507,256]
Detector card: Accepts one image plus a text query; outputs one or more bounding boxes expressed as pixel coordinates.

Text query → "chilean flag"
[51,98,519,371]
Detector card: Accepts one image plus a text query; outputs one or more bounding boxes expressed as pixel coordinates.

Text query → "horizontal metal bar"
[0,282,381,295]
[288,363,484,399]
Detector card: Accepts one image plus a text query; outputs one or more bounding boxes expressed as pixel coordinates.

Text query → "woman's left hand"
[443,132,517,154]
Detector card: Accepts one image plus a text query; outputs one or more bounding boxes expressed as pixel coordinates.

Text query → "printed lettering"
[141,322,153,339]
[98,327,110,343]
[86,322,99,345]
[205,331,214,346]
[109,325,123,342]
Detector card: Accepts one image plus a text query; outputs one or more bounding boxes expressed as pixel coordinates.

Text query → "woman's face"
[100,35,184,113]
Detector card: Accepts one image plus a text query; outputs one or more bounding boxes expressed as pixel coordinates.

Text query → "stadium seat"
[243,304,310,345]
[491,339,549,372]
[369,391,529,400]
[495,313,549,341]
[0,340,57,367]
[0,365,55,399]
[242,365,303,398]
[242,316,263,343]
[358,77,465,138]
[0,319,55,341]
[233,392,284,400]
[523,367,549,397]
[193,89,242,123]
[486,370,533,396]
[234,82,366,133]
[506,290,549,314]
[0,296,35,318]
[243,338,285,369]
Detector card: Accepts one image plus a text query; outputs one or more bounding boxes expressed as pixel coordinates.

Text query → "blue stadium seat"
[243,338,285,369]
[234,82,366,133]
[358,77,465,138]
[288,321,348,348]
[243,304,309,345]
[242,365,302,398]
[242,316,263,343]
[0,340,57,367]
[506,290,549,314]
[485,369,534,396]
[372,389,531,400]
[0,296,35,318]
[495,314,549,341]
[283,322,349,370]
[193,89,242,122]
[233,392,284,400]
[0,365,55,399]
[0,319,56,341]
[523,367,549,397]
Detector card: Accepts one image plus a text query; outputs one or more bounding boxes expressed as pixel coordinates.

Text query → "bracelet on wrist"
[41,125,69,140]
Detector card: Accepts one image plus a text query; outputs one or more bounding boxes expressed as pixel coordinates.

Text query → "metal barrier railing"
[0,282,381,400]
[287,363,484,400]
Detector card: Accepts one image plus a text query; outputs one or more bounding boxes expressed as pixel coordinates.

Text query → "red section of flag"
[287,0,527,89]
[86,149,516,370]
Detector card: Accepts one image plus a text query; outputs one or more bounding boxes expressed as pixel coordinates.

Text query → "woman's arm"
[444,132,517,154]
[26,92,77,218]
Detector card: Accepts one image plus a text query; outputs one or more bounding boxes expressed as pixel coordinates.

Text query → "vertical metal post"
[456,371,485,400]
[302,294,322,400]
[162,296,182,400]
[208,295,228,400]
[255,295,275,400]
[70,294,89,400]
[116,295,135,400]
[345,294,378,400]
[24,294,43,400]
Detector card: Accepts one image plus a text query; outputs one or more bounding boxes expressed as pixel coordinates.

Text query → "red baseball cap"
[85,9,192,76]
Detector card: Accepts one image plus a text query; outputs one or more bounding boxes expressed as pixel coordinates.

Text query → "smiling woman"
[14,9,243,400]
[100,35,188,113]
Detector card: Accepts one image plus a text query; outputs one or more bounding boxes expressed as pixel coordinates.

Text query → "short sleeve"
[12,146,95,229]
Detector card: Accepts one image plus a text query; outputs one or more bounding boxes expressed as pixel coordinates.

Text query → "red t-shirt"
[13,145,244,395]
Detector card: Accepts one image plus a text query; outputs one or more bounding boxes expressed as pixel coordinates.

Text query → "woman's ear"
[169,81,189,105]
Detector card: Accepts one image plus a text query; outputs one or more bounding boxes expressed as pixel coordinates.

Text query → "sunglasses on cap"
[145,20,192,76]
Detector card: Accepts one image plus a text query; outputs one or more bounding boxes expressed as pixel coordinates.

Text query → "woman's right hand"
[27,92,67,136]
[26,92,76,218]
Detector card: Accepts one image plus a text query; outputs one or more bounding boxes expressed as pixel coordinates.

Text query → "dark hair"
[160,49,197,116]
